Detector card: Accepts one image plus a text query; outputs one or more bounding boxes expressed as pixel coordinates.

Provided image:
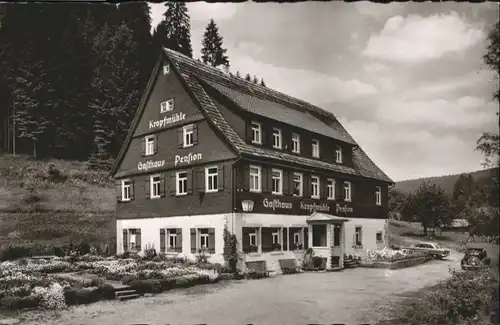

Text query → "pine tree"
[252,75,258,84]
[244,73,251,81]
[155,2,192,57]
[260,78,266,87]
[236,70,241,78]
[200,19,229,67]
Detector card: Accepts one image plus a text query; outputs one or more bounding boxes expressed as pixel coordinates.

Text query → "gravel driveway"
[14,251,461,325]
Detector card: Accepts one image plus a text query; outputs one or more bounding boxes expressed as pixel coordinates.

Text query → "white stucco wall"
[344,218,387,258]
[116,213,230,264]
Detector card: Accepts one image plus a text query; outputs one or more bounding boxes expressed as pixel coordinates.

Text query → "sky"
[149,2,499,182]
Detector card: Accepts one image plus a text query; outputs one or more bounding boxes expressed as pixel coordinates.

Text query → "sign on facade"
[137,160,166,171]
[149,112,186,130]
[174,152,203,166]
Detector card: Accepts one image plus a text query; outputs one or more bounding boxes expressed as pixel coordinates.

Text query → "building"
[110,48,395,272]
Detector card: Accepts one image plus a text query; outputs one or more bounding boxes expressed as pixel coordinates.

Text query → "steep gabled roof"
[111,48,393,184]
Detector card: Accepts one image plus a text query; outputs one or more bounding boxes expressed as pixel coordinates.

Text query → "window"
[291,133,300,153]
[150,175,161,199]
[312,224,327,247]
[205,166,218,193]
[272,231,280,244]
[251,122,261,144]
[249,232,257,246]
[145,135,155,156]
[344,181,351,202]
[375,186,382,205]
[249,165,261,193]
[160,228,182,253]
[167,229,177,250]
[183,124,194,147]
[243,227,259,253]
[191,228,215,254]
[293,173,303,197]
[160,99,174,113]
[163,63,170,75]
[327,178,335,200]
[354,226,362,246]
[312,139,320,158]
[293,232,301,244]
[311,175,320,199]
[333,225,341,247]
[376,231,383,243]
[121,180,132,201]
[199,229,209,249]
[272,169,283,195]
[123,228,141,252]
[335,146,343,163]
[272,128,282,149]
[176,171,187,196]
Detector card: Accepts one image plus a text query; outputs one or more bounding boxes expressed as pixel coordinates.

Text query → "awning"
[306,212,349,223]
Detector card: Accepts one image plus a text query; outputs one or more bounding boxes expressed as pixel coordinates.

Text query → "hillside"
[0,154,115,251]
[393,168,497,196]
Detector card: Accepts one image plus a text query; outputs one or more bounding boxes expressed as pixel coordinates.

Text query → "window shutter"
[242,165,250,191]
[350,182,354,201]
[266,125,273,146]
[136,229,142,251]
[141,138,146,156]
[208,228,215,254]
[282,170,289,195]
[288,173,294,196]
[320,177,328,200]
[145,177,150,199]
[195,168,205,192]
[116,180,122,202]
[160,229,166,252]
[160,175,166,198]
[218,165,225,191]
[123,229,128,252]
[336,181,343,201]
[187,169,193,194]
[169,173,176,196]
[153,134,158,154]
[282,229,288,250]
[190,228,197,253]
[245,121,253,143]
[193,124,199,145]
[261,167,269,193]
[130,180,135,200]
[353,232,356,246]
[303,173,310,197]
[303,228,309,249]
[242,230,250,251]
[176,228,183,252]
[178,128,183,148]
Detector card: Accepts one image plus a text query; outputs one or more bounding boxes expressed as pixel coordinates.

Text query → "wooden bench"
[279,259,301,274]
[245,261,272,278]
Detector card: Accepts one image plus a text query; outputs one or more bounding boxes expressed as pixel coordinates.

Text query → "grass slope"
[0,154,115,250]
[393,167,496,196]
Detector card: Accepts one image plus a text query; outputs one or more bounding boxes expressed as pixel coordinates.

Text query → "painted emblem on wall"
[174,152,202,166]
[137,160,165,171]
[149,112,186,130]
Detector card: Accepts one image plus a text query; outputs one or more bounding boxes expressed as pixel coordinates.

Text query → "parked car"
[410,242,450,259]
[461,246,491,270]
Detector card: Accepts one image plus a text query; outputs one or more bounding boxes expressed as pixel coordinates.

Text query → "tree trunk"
[33,140,37,158]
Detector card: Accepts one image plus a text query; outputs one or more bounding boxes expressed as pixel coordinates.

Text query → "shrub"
[129,279,162,294]
[0,245,31,261]
[223,225,242,273]
[0,295,40,310]
[63,288,77,306]
[143,244,157,260]
[97,284,115,300]
[75,288,100,305]
[159,278,176,291]
[32,282,66,309]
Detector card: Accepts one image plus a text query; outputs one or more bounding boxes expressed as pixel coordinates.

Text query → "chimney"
[217,63,230,76]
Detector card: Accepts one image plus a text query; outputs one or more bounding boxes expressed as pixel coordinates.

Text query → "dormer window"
[144,135,156,156]
[344,181,352,202]
[292,133,300,153]
[312,139,320,158]
[251,122,261,144]
[163,63,170,75]
[160,99,174,113]
[272,128,282,149]
[335,146,343,163]
[375,186,381,205]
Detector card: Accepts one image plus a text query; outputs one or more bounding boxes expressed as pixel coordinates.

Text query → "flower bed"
[0,255,221,310]
[367,247,428,262]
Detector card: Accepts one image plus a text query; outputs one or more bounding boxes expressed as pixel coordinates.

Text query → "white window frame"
[176,171,188,196]
[150,175,161,199]
[205,166,218,193]
[200,232,209,249]
[183,124,194,148]
[291,133,300,153]
[355,226,363,247]
[129,231,137,251]
[293,232,301,245]
[327,178,335,200]
[375,186,382,205]
[251,122,261,144]
[271,168,283,195]
[121,180,131,201]
[145,135,155,156]
[163,63,170,75]
[376,231,383,243]
[272,128,282,149]
[167,230,177,249]
[312,139,320,158]
[249,232,257,246]
[249,165,261,193]
[344,181,352,202]
[293,172,303,197]
[160,99,174,113]
[311,175,320,199]
[335,146,343,163]
[272,231,280,245]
